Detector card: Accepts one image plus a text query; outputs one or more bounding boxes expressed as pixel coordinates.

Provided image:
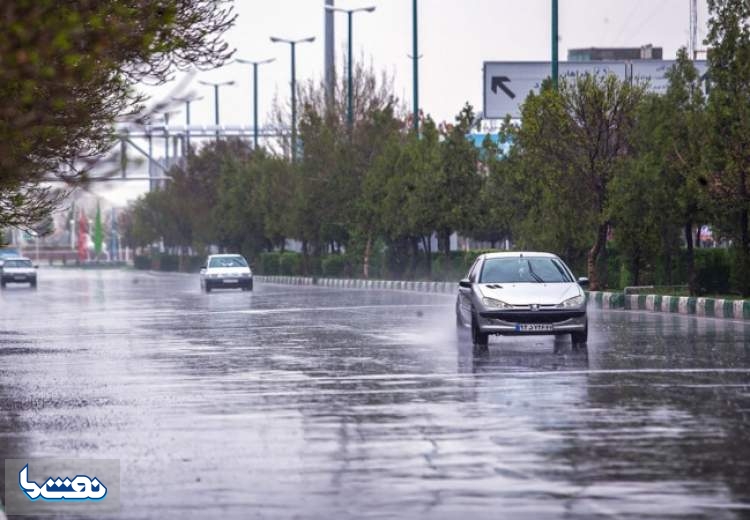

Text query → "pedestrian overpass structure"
[46,122,289,191]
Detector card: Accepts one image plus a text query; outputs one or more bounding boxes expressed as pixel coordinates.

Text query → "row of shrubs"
[258,250,502,281]
[604,247,732,295]
[133,247,735,295]
[133,254,204,273]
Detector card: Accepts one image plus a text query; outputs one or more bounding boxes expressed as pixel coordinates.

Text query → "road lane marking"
[208,304,449,315]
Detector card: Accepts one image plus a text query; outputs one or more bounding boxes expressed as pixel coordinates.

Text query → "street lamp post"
[172,95,203,154]
[412,0,419,133]
[236,58,275,150]
[325,5,376,131]
[199,80,235,140]
[270,35,315,162]
[552,0,559,90]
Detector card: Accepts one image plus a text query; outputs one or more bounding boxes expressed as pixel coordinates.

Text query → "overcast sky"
[140,0,711,127]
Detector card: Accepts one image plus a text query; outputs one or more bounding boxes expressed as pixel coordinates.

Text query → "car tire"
[471,312,489,349]
[456,308,467,341]
[571,321,588,347]
[204,282,212,293]
[0,280,5,289]
[30,279,37,289]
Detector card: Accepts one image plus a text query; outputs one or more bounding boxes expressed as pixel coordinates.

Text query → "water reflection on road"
[1,269,748,519]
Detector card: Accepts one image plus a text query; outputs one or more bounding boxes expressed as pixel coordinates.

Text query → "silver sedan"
[456,252,588,349]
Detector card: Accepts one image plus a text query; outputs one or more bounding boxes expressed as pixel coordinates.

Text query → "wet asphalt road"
[1,268,750,519]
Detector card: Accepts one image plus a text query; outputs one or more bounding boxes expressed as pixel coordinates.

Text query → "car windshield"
[3,259,32,268]
[479,257,573,283]
[209,256,247,268]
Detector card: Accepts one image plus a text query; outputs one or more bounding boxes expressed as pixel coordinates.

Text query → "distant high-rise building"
[568,44,662,61]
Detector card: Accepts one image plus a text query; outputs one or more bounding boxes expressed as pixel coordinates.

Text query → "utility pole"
[325,5,376,131]
[412,0,419,133]
[552,0,559,90]
[164,112,171,168]
[199,80,235,140]
[236,58,275,150]
[270,36,315,162]
[173,95,203,154]
[689,0,698,59]
[325,0,335,101]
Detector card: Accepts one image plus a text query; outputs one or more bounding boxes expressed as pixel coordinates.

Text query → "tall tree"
[0,0,235,229]
[622,49,707,293]
[437,104,482,256]
[705,0,750,295]
[517,75,646,289]
[291,60,400,274]
[471,122,519,249]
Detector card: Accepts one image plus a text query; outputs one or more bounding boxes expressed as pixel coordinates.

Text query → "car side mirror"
[34,265,39,269]
[577,277,589,287]
[458,278,472,289]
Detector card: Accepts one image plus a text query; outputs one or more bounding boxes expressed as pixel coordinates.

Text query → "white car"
[456,252,588,349]
[1,257,38,289]
[199,254,253,292]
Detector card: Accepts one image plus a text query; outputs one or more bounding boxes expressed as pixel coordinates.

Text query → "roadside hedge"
[254,249,499,281]
[132,247,732,293]
[133,253,204,273]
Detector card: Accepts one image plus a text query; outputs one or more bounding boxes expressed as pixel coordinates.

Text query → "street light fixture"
[172,95,203,153]
[235,58,276,150]
[198,79,236,140]
[270,35,315,161]
[325,5,376,131]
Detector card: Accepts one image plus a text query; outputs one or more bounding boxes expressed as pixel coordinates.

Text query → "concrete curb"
[255,275,457,295]
[588,290,750,320]
[256,277,750,322]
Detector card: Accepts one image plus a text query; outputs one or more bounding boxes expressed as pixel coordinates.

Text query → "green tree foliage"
[705,0,750,295]
[125,139,246,255]
[436,104,482,255]
[123,9,750,295]
[613,49,708,292]
[516,74,647,289]
[291,62,401,274]
[472,122,518,249]
[214,149,291,256]
[0,0,235,229]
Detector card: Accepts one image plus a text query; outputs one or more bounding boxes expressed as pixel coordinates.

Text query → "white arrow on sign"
[483,60,708,120]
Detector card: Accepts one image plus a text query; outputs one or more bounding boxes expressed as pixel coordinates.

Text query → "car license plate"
[222,279,238,284]
[14,276,26,281]
[515,323,553,332]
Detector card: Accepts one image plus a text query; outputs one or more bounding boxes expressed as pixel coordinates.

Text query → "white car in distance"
[1,257,38,289]
[200,254,253,292]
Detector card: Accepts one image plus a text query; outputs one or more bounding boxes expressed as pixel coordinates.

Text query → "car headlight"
[559,294,585,308]
[482,297,513,309]
[242,273,251,277]
[209,274,219,278]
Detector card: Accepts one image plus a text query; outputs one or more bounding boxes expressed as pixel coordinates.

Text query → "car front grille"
[480,310,585,323]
